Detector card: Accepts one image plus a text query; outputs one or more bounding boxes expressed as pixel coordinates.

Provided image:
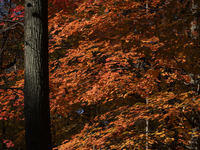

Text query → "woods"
[0,0,200,149]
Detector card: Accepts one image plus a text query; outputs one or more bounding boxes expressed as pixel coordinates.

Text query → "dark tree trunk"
[24,0,52,149]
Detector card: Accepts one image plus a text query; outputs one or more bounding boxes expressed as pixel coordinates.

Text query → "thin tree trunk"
[189,1,200,150]
[145,1,149,149]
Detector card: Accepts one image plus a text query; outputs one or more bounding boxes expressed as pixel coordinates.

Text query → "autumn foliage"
[1,0,200,149]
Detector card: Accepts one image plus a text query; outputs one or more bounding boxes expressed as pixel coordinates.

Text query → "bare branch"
[0,87,24,92]
[0,23,20,34]
[0,19,24,27]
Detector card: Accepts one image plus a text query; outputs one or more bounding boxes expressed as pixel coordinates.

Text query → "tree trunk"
[190,1,200,150]
[24,0,52,149]
[145,1,149,150]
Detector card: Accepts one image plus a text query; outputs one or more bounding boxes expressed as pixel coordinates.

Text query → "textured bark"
[24,0,52,149]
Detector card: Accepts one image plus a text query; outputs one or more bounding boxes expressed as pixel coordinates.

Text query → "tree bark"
[24,0,52,149]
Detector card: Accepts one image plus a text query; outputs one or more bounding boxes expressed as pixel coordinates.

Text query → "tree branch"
[0,87,24,92]
[0,19,24,27]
